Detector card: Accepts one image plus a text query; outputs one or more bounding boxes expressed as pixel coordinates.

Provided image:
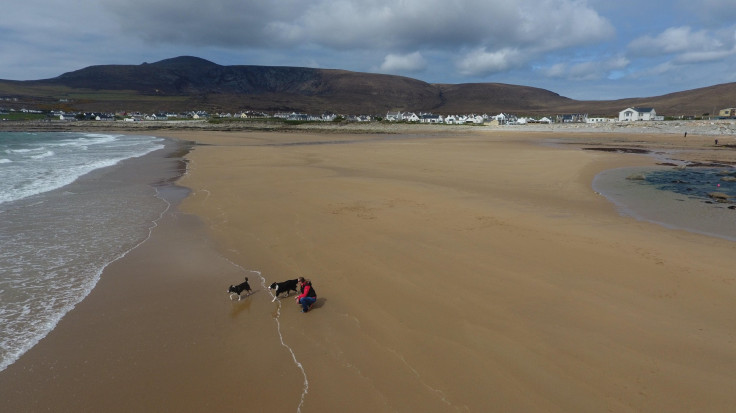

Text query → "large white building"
[619,107,656,121]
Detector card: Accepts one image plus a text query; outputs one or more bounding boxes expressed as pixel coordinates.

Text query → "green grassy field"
[0,112,48,121]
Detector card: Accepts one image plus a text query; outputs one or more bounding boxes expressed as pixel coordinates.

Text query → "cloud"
[457,48,527,76]
[674,49,736,64]
[628,26,720,56]
[104,0,613,56]
[624,25,736,81]
[379,52,427,73]
[104,1,289,47]
[515,0,615,51]
[4,0,116,49]
[627,60,678,81]
[91,0,621,82]
[543,56,630,80]
[677,0,736,26]
[0,0,136,78]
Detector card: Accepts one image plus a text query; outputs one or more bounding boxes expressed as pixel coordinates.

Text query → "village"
[3,99,736,125]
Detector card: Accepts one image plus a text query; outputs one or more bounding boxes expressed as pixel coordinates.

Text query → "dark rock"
[708,192,730,202]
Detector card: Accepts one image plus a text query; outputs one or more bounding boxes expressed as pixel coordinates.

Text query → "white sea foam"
[0,133,164,205]
[0,132,172,372]
[54,134,118,146]
[0,158,116,204]
[30,150,54,159]
[0,178,170,373]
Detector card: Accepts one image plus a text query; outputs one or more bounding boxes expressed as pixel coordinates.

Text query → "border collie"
[227,277,252,300]
[268,279,298,300]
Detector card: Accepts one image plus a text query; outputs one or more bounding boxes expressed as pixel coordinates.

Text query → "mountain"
[0,56,734,116]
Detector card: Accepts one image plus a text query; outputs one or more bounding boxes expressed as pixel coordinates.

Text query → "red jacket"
[297,284,316,300]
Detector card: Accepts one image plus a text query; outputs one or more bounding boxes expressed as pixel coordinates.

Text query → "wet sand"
[2,127,736,412]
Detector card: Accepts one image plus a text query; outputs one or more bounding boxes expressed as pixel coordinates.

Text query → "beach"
[2,124,736,412]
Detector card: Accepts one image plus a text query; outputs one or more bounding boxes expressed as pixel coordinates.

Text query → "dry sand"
[2,125,736,412]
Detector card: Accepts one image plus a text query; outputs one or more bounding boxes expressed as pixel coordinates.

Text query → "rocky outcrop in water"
[708,192,730,202]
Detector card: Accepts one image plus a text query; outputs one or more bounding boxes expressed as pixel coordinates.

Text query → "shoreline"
[593,164,736,242]
[2,126,736,411]
[2,117,736,137]
[0,133,186,372]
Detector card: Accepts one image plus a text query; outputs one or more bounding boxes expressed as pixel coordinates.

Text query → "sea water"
[593,165,736,241]
[0,131,182,372]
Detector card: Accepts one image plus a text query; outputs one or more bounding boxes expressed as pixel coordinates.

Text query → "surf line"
[268,280,310,413]
[225,259,309,413]
[0,185,172,374]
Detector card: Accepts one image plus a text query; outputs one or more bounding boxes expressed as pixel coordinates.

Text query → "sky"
[2,0,736,100]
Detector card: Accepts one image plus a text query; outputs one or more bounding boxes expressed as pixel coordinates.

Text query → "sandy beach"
[2,124,736,412]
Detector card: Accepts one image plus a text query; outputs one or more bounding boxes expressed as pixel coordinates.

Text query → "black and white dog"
[227,277,252,300]
[268,279,298,300]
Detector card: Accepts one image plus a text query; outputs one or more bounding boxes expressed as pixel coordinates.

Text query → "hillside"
[0,56,734,116]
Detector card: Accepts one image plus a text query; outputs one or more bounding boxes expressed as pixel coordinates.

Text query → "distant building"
[557,113,588,123]
[619,107,656,121]
[385,111,403,121]
[404,112,420,122]
[718,108,736,119]
[419,113,443,124]
[466,115,484,124]
[492,113,513,125]
[586,117,615,123]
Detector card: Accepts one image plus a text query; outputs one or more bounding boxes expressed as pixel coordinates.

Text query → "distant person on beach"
[684,132,687,138]
[295,277,317,313]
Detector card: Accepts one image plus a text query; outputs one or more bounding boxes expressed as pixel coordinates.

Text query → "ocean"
[0,131,186,372]
[593,165,736,241]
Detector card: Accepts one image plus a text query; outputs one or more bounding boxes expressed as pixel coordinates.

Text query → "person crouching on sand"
[295,277,317,313]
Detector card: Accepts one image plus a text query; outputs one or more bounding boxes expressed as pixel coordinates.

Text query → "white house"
[385,111,403,121]
[492,113,516,124]
[419,113,443,123]
[467,115,485,124]
[619,107,656,121]
[404,112,420,122]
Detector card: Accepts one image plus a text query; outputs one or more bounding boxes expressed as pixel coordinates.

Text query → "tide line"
[1,185,170,373]
[271,292,310,413]
[225,260,310,413]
